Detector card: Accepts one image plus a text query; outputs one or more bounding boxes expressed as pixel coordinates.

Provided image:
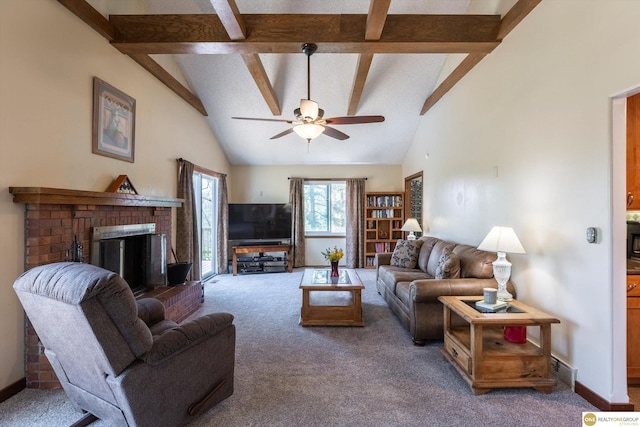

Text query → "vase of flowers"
[321,246,344,277]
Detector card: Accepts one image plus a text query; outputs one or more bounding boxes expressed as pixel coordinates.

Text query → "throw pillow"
[435,248,460,279]
[390,239,424,269]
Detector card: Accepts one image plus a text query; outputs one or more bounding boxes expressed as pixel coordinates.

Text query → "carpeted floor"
[0,269,601,426]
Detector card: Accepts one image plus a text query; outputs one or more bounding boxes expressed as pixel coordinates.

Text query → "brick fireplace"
[10,187,202,389]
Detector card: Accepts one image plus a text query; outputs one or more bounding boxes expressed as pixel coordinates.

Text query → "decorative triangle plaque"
[105,175,138,194]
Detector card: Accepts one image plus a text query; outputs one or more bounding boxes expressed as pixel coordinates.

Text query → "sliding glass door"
[193,172,218,279]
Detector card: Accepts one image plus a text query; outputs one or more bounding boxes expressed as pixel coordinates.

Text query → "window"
[303,181,346,235]
[193,172,218,278]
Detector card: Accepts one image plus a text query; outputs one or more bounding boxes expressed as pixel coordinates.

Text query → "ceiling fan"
[232,43,385,143]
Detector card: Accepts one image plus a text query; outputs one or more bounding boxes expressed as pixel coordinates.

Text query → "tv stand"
[232,244,293,276]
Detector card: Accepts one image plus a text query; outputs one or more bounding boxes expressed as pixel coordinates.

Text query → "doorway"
[193,171,219,279]
[404,171,423,236]
[613,88,640,408]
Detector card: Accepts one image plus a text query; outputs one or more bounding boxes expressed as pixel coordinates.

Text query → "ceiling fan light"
[293,123,324,141]
[299,99,319,121]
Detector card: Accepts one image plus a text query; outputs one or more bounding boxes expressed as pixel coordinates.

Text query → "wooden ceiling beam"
[109,14,501,55]
[497,0,542,40]
[113,41,499,56]
[209,0,280,115]
[419,0,541,115]
[208,0,246,40]
[56,0,207,116]
[348,53,374,115]
[348,0,391,115]
[56,0,115,40]
[365,0,391,40]
[420,53,486,115]
[128,54,207,115]
[241,54,281,116]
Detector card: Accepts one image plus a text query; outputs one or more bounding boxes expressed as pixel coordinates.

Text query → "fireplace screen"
[91,223,167,294]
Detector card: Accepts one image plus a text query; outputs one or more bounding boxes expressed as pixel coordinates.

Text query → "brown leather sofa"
[375,236,516,345]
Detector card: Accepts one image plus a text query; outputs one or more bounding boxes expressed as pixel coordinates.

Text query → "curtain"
[217,175,229,274]
[176,160,201,281]
[346,178,366,268]
[289,178,305,267]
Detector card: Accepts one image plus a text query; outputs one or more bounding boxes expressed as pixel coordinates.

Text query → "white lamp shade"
[293,123,325,140]
[477,226,525,254]
[401,218,422,233]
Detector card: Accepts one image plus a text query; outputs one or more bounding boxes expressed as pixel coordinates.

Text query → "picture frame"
[92,77,136,163]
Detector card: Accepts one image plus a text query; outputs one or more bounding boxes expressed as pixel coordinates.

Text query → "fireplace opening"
[91,223,167,295]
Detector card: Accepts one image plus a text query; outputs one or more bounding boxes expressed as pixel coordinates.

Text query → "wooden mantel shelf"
[9,187,183,208]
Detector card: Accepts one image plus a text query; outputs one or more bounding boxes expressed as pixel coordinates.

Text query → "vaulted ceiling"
[63,0,540,165]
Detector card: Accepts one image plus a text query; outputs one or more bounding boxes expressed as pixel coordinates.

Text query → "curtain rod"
[177,158,227,178]
[288,177,367,180]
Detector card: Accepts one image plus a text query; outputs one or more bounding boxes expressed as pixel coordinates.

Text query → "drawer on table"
[444,335,472,375]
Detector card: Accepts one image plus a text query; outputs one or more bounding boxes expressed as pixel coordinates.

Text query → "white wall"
[403,0,640,403]
[0,1,231,390]
[230,165,402,265]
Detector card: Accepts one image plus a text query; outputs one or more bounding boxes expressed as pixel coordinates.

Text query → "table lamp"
[477,226,525,301]
[401,218,422,241]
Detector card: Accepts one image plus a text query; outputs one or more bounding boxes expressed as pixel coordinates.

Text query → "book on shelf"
[366,195,403,208]
[370,209,396,218]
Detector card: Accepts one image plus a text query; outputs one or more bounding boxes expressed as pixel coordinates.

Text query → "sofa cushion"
[426,240,456,277]
[417,237,440,272]
[378,265,432,294]
[390,239,424,269]
[395,281,412,307]
[434,248,461,279]
[452,244,496,279]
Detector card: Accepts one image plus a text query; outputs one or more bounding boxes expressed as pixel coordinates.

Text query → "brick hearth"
[10,187,201,389]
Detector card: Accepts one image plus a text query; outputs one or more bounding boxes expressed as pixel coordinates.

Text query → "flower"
[321,246,344,263]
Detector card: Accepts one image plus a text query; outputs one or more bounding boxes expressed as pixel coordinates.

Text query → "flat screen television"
[228,203,292,242]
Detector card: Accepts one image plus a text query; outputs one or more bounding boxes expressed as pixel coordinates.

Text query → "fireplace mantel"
[9,186,182,208]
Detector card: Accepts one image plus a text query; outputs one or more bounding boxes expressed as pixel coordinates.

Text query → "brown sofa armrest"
[375,252,393,267]
[410,279,516,303]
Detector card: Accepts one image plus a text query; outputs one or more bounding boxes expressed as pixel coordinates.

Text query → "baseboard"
[575,381,635,411]
[0,378,26,404]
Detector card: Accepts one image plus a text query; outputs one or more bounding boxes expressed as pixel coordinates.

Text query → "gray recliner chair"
[13,262,235,427]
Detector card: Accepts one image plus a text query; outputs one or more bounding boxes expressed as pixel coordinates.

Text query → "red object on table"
[504,326,527,344]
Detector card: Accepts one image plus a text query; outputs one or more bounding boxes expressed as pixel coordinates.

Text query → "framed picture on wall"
[92,77,136,163]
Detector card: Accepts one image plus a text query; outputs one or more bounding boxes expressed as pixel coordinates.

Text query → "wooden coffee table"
[438,295,560,395]
[299,268,364,326]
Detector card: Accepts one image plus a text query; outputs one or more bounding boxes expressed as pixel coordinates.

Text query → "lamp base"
[493,252,513,302]
[407,232,416,241]
[497,288,513,302]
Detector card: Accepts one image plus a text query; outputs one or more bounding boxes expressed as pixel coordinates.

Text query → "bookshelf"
[365,192,404,268]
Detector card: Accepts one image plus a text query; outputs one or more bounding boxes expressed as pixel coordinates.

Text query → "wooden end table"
[299,268,364,326]
[438,295,560,395]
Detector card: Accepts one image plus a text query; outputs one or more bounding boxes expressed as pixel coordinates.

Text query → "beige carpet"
[0,269,606,426]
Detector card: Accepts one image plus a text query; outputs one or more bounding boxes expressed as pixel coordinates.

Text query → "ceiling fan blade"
[299,99,319,120]
[232,117,293,123]
[322,126,350,140]
[270,128,295,140]
[324,115,385,125]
